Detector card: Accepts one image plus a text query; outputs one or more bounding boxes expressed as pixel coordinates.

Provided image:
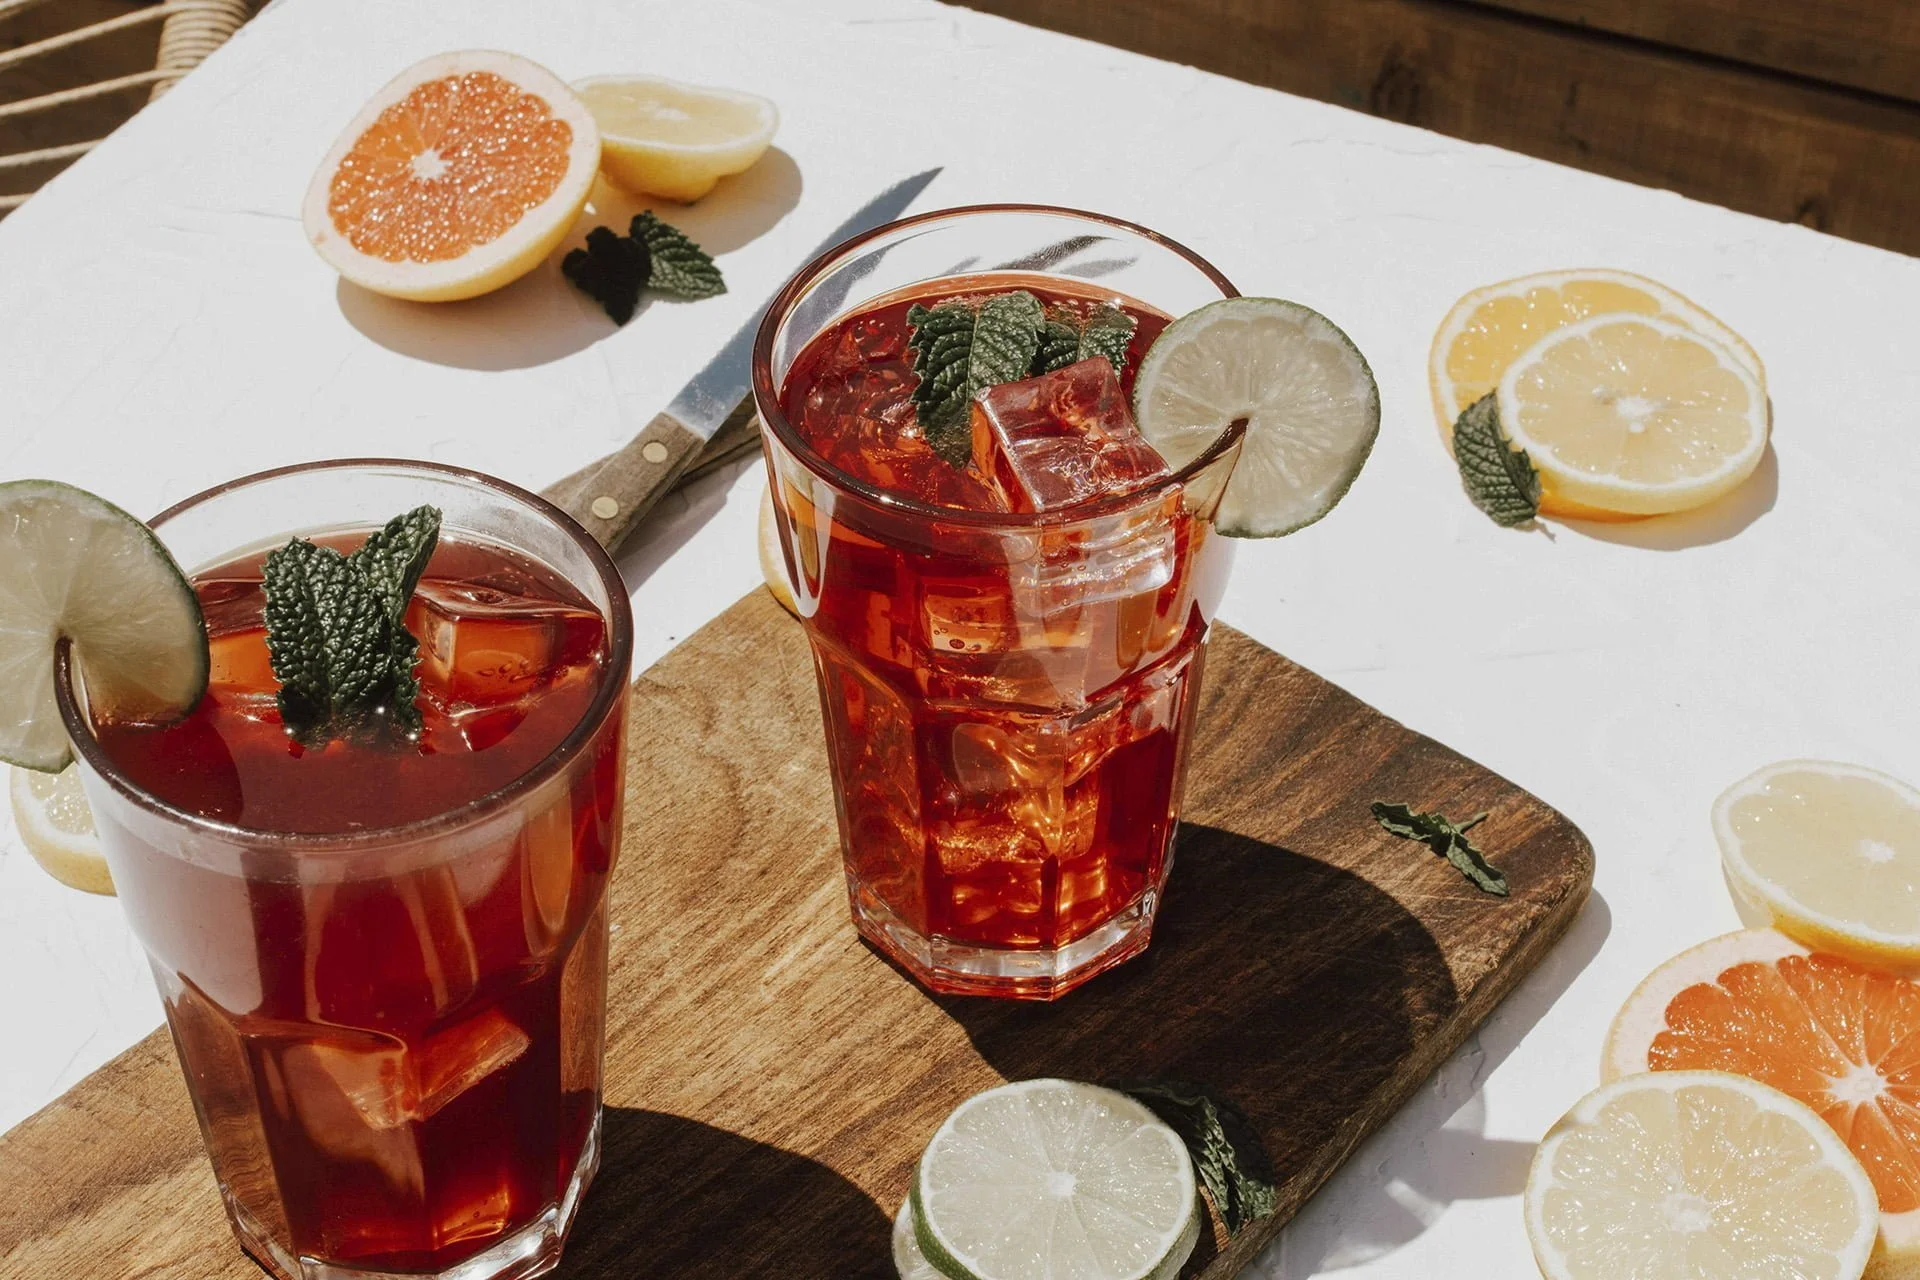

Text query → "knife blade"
[549,168,943,552]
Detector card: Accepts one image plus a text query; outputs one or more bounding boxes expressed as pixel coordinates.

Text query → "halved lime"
[0,480,207,771]
[1134,296,1380,537]
[911,1079,1200,1280]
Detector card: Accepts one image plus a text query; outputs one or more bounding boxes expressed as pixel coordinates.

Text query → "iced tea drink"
[754,207,1244,998]
[56,462,630,1280]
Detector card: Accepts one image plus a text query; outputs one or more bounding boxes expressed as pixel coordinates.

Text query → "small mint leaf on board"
[1453,393,1540,527]
[1371,801,1509,895]
[907,290,1045,466]
[563,226,651,325]
[1032,305,1138,375]
[633,211,726,300]
[1117,1080,1277,1236]
[263,507,442,741]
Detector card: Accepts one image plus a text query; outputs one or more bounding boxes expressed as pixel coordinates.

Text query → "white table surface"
[4,0,1919,1274]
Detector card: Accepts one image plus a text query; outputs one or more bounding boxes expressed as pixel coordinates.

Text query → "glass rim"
[55,457,634,854]
[750,202,1247,528]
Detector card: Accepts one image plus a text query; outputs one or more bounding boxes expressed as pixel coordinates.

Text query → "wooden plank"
[0,0,158,202]
[955,0,1920,257]
[0,588,1593,1278]
[1474,0,1920,105]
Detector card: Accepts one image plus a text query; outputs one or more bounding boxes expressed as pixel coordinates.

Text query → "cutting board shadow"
[0,589,1592,1280]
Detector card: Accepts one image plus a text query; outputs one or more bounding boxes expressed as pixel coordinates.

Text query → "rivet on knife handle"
[566,410,707,553]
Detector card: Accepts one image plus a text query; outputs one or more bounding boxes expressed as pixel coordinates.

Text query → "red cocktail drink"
[755,208,1244,999]
[57,462,630,1280]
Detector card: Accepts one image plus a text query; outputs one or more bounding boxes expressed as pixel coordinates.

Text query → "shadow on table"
[557,1105,891,1278]
[930,825,1463,1274]
[334,149,803,372]
[1564,439,1778,551]
[1269,889,1610,1277]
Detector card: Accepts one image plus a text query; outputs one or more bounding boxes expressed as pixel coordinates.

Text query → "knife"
[547,168,943,553]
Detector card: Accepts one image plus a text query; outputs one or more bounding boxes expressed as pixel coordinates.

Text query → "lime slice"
[911,1079,1200,1280]
[1134,296,1380,537]
[893,1198,947,1280]
[0,480,207,771]
[9,763,111,894]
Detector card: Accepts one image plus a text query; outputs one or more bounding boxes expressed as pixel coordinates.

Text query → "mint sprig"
[632,211,726,299]
[906,290,1044,466]
[263,506,441,741]
[563,213,724,324]
[1034,304,1137,375]
[1118,1080,1277,1236]
[1371,801,1510,895]
[1453,393,1540,526]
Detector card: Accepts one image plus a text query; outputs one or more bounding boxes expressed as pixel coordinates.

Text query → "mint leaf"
[1033,305,1138,376]
[263,507,442,741]
[1118,1080,1276,1236]
[1371,801,1509,895]
[633,211,725,300]
[907,290,1045,466]
[1453,393,1540,527]
[563,226,651,325]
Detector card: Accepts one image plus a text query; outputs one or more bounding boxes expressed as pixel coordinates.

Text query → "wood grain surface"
[1475,0,1920,104]
[0,589,1593,1279]
[959,0,1920,256]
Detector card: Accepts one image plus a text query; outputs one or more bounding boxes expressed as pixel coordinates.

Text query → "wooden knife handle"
[559,410,710,553]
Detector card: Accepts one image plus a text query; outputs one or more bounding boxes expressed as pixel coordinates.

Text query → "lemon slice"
[0,480,207,772]
[1430,267,1765,434]
[1133,297,1380,538]
[573,75,777,202]
[1430,268,1764,521]
[912,1079,1200,1280]
[1714,760,1920,973]
[1525,1071,1878,1280]
[757,485,798,616]
[9,763,111,895]
[302,51,602,302]
[1496,312,1767,516]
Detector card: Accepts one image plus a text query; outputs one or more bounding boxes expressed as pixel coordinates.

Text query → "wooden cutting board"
[0,589,1592,1279]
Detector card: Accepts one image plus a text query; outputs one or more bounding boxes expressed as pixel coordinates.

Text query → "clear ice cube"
[971,358,1172,513]
[276,1008,531,1133]
[409,579,593,706]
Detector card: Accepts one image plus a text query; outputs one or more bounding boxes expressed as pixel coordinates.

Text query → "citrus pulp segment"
[0,480,206,772]
[302,50,601,302]
[1496,312,1767,516]
[1602,928,1920,1275]
[1525,1070,1878,1280]
[1715,761,1920,974]
[912,1079,1199,1280]
[1133,296,1379,538]
[573,74,777,202]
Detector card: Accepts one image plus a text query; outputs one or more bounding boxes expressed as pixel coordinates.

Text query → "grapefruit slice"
[303,50,601,302]
[1604,929,1920,1275]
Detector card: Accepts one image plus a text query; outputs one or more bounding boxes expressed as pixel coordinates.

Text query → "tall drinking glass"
[55,461,631,1280]
[753,206,1244,999]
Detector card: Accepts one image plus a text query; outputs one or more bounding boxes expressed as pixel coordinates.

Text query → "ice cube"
[972,359,1172,512]
[408,580,597,706]
[276,1009,531,1134]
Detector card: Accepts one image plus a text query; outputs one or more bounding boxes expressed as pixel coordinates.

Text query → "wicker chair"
[0,0,253,213]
